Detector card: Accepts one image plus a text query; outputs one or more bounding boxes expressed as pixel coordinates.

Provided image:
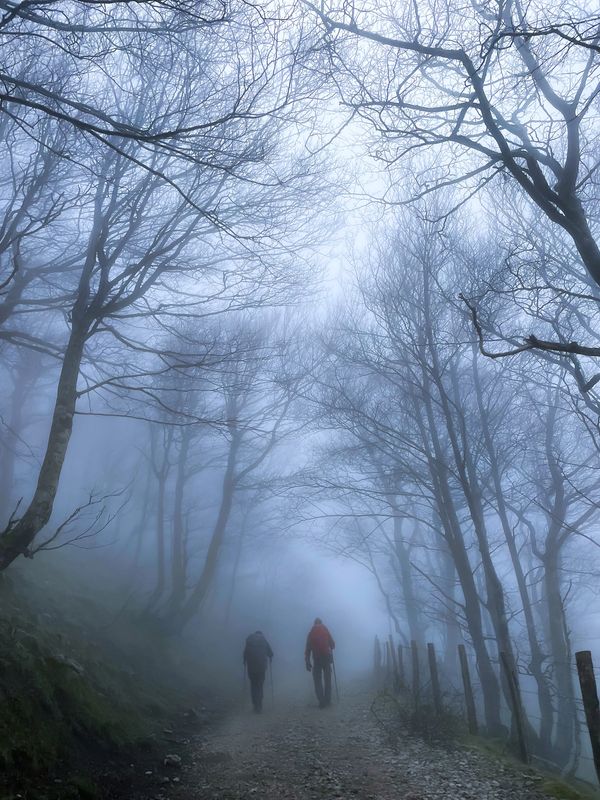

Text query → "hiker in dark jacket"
[305,617,335,708]
[243,630,273,713]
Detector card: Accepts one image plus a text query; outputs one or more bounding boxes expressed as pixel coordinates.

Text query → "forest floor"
[116,685,596,800]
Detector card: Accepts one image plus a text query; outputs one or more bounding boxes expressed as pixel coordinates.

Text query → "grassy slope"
[0,563,202,799]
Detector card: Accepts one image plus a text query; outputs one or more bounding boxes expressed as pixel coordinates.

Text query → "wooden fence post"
[411,640,420,709]
[397,644,405,688]
[500,651,529,763]
[374,635,382,687]
[458,644,478,735]
[385,639,392,687]
[389,635,400,692]
[576,650,600,784]
[427,642,442,715]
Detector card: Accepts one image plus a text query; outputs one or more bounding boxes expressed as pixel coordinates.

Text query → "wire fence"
[373,634,600,786]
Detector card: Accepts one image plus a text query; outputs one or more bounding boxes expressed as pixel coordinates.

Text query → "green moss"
[462,735,600,800]
[541,779,599,800]
[65,774,102,799]
[0,570,193,791]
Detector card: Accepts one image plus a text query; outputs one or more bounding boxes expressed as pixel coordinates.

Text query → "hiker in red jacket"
[305,617,335,708]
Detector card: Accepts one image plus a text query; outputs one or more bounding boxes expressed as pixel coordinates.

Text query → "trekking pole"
[331,654,340,703]
[269,659,274,705]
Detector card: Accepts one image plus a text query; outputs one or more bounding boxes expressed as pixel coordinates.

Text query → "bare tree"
[0,25,326,569]
[170,320,309,628]
[309,0,600,287]
[302,202,600,768]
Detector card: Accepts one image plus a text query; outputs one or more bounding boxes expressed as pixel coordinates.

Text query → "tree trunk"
[0,352,42,525]
[436,347,520,727]
[413,389,503,733]
[166,427,191,617]
[154,469,167,602]
[177,426,241,627]
[544,543,577,765]
[438,541,461,680]
[389,504,424,647]
[538,404,578,767]
[470,346,554,755]
[0,324,87,569]
[561,200,600,290]
[223,510,247,625]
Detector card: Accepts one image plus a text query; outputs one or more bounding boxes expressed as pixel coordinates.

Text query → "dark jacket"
[243,632,273,674]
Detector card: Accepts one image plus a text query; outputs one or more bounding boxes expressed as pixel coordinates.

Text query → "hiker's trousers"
[248,668,266,711]
[312,655,332,707]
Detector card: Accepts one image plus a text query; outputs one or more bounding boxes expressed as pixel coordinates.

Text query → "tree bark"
[413,389,503,733]
[223,510,247,625]
[177,426,241,627]
[0,323,87,569]
[470,346,554,755]
[167,426,191,618]
[388,502,424,647]
[543,542,577,765]
[0,352,41,525]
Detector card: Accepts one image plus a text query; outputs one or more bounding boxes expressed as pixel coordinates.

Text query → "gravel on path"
[155,689,563,800]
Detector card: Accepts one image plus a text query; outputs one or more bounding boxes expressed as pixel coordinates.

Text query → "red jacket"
[305,623,335,661]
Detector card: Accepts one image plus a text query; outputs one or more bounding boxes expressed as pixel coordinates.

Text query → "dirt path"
[150,687,560,800]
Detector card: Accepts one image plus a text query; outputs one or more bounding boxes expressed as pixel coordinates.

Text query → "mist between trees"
[2,0,600,786]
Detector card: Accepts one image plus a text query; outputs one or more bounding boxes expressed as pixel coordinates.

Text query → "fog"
[2,0,600,790]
